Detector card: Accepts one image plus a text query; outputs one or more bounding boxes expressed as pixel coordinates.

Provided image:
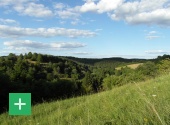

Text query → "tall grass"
[1,74,170,125]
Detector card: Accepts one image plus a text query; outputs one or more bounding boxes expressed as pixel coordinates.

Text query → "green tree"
[103,75,120,90]
[47,73,53,81]
[37,54,43,62]
[82,71,93,93]
[57,66,61,73]
[136,61,158,77]
[28,52,32,59]
[158,59,170,73]
[31,53,38,61]
[13,60,29,82]
[17,54,24,61]
[8,53,17,62]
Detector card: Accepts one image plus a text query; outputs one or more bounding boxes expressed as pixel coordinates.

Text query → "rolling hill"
[1,74,170,125]
[63,56,149,65]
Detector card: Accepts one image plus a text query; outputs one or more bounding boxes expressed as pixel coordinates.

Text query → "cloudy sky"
[0,0,170,58]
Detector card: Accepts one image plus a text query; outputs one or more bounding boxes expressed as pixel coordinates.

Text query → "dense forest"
[1,52,170,113]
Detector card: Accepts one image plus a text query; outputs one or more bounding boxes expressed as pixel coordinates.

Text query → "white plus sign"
[14,98,26,110]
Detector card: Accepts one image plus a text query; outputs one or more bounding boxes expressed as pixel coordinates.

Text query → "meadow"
[0,74,170,125]
[115,63,143,70]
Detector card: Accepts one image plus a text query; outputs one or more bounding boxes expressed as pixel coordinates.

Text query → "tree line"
[0,53,170,113]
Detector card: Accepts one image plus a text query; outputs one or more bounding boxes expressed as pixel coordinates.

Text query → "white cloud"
[146,35,160,40]
[109,0,170,26]
[56,0,170,26]
[0,0,29,6]
[50,42,86,49]
[145,50,169,54]
[0,0,53,18]
[70,19,85,25]
[69,52,92,55]
[1,0,170,26]
[79,0,122,13]
[4,40,86,51]
[54,3,80,19]
[80,2,97,13]
[0,18,18,24]
[54,3,66,10]
[52,0,170,26]
[14,2,53,17]
[145,30,161,40]
[55,10,80,19]
[148,31,157,34]
[54,0,123,19]
[33,19,44,22]
[71,21,78,25]
[124,9,170,25]
[0,25,96,38]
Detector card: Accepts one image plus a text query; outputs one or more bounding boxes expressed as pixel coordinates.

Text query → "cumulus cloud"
[79,0,123,13]
[14,2,53,17]
[54,0,122,19]
[0,25,96,38]
[1,0,170,26]
[56,10,80,19]
[109,0,170,26]
[0,0,53,18]
[4,40,86,51]
[61,0,170,26]
[54,0,122,21]
[145,50,168,54]
[54,3,80,19]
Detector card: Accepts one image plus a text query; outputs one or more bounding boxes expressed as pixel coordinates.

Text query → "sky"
[0,0,170,59]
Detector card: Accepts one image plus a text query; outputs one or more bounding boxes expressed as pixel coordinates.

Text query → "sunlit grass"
[116,63,143,70]
[1,74,170,125]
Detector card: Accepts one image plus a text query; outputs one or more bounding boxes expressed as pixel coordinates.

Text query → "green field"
[1,74,170,125]
[116,63,143,70]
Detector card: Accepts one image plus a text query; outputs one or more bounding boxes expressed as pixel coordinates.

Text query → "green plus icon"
[9,93,31,115]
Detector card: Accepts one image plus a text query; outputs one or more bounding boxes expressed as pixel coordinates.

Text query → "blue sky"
[0,0,170,59]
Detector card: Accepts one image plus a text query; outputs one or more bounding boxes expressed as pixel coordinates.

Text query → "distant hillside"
[1,74,170,124]
[1,53,170,115]
[63,56,149,65]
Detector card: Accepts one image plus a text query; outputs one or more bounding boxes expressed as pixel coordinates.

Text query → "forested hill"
[1,52,170,114]
[63,56,150,65]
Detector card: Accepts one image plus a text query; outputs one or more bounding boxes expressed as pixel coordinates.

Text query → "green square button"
[9,93,31,115]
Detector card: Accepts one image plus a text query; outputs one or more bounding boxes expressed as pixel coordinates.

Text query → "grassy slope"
[116,63,143,70]
[1,75,170,125]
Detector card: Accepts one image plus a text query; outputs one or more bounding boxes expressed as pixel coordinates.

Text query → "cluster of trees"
[103,57,170,90]
[0,53,101,113]
[1,53,170,113]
